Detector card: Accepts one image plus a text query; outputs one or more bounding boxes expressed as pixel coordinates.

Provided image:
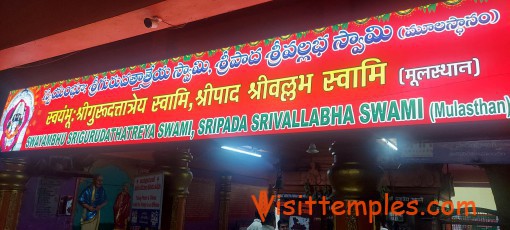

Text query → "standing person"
[79,175,108,230]
[247,211,263,230]
[113,183,131,230]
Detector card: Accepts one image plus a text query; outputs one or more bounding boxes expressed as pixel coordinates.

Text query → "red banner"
[2,0,509,152]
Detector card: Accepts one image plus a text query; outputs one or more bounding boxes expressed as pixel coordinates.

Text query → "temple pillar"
[484,165,510,230]
[327,142,382,230]
[0,157,28,230]
[153,149,193,230]
[218,175,232,230]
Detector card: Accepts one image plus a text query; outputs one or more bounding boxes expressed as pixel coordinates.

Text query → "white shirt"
[262,225,275,230]
[247,219,263,230]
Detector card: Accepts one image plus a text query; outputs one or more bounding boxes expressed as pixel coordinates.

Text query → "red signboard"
[1,0,509,152]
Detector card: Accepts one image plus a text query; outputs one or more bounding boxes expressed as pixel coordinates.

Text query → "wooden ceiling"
[0,0,270,71]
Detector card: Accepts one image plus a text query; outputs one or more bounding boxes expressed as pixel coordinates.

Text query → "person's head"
[278,219,289,230]
[93,175,103,188]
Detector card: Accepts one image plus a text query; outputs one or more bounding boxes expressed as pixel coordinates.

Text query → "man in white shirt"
[247,212,263,230]
[247,211,275,230]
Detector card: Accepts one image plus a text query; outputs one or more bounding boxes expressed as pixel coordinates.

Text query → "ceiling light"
[221,146,262,158]
[306,143,319,154]
[380,138,398,151]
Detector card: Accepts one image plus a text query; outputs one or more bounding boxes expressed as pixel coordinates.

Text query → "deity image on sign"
[0,89,34,152]
[79,175,108,230]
